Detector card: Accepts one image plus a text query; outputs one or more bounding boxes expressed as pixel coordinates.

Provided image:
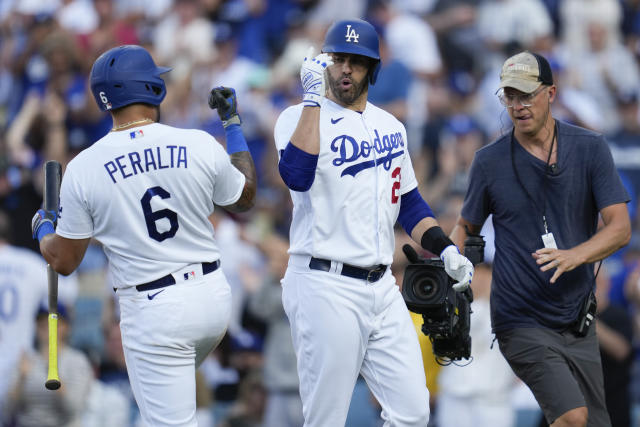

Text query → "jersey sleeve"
[274,105,303,156]
[56,161,94,239]
[209,137,246,206]
[398,125,419,195]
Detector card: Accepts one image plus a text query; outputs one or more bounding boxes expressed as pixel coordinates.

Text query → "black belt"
[309,257,387,282]
[135,260,220,292]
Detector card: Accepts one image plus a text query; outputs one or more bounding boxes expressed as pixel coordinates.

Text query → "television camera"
[401,231,485,363]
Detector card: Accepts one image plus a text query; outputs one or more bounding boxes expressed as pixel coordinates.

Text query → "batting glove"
[31,209,56,242]
[208,86,241,128]
[300,47,333,107]
[440,245,474,292]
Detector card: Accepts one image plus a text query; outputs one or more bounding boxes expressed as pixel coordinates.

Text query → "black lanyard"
[510,122,557,234]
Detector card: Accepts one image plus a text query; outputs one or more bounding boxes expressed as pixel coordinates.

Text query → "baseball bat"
[44,160,62,391]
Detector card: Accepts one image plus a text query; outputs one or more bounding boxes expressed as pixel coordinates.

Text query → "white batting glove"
[300,47,333,107]
[440,245,474,292]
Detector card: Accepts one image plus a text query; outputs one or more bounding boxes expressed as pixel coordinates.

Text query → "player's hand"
[31,208,56,241]
[208,86,241,128]
[300,47,333,107]
[440,245,474,292]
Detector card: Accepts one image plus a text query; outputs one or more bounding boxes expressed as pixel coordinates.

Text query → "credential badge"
[345,24,359,43]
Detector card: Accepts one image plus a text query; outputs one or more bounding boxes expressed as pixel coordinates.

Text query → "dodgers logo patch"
[330,129,404,177]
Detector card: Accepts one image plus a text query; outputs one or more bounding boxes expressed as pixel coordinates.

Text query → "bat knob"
[45,379,61,390]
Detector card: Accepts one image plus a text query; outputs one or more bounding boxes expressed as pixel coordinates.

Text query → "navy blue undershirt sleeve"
[278,142,319,192]
[397,188,435,234]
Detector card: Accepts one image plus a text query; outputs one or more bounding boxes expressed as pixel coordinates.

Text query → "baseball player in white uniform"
[0,210,77,414]
[274,19,474,427]
[31,45,256,426]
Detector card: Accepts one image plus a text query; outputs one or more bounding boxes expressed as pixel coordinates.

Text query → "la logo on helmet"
[345,25,360,43]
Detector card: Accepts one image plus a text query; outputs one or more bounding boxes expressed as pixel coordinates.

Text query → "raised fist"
[300,47,333,107]
[209,86,241,128]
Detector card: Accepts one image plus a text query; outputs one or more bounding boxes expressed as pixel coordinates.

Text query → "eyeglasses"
[498,86,547,108]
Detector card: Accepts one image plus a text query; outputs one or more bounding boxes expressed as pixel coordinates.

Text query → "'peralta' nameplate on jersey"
[104,145,188,183]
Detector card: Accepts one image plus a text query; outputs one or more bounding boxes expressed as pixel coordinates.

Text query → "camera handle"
[463,226,485,266]
[402,244,422,264]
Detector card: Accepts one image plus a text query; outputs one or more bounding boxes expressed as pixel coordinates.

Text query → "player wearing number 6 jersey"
[274,19,474,426]
[31,45,256,426]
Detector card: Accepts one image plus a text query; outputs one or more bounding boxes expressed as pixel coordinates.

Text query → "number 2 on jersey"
[391,167,401,204]
[140,186,179,242]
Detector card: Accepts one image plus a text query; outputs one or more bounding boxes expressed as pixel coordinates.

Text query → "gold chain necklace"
[111,118,153,131]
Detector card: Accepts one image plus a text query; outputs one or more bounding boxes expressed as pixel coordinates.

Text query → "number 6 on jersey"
[140,186,179,242]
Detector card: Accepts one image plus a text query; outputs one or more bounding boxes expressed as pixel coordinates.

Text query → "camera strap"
[510,122,557,242]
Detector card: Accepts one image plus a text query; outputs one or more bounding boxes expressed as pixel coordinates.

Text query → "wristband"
[222,115,242,128]
[36,222,55,242]
[421,226,455,256]
[225,124,249,154]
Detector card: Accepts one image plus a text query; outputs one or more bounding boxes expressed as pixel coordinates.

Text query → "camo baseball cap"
[499,51,553,93]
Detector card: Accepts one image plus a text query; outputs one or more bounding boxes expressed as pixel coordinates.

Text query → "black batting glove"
[208,86,241,128]
[32,208,57,241]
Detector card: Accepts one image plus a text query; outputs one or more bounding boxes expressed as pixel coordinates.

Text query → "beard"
[327,72,368,106]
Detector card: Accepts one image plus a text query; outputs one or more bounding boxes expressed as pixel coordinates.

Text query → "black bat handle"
[44,161,62,214]
[43,161,61,317]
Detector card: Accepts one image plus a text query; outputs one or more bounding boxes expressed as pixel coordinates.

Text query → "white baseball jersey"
[274,98,419,266]
[56,123,245,288]
[0,244,77,407]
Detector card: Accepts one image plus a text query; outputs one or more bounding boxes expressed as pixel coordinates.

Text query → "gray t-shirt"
[462,120,629,332]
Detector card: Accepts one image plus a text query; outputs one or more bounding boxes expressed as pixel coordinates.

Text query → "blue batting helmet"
[322,19,381,85]
[90,45,171,111]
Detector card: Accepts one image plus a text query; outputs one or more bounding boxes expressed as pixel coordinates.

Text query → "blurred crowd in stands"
[1,0,639,426]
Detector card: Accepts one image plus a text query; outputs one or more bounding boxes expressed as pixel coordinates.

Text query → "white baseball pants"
[282,255,430,427]
[118,265,231,426]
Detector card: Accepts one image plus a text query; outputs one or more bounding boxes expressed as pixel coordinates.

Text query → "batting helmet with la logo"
[322,19,381,85]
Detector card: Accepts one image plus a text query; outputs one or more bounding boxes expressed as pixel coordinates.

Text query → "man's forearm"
[573,224,630,265]
[449,224,467,250]
[450,217,483,251]
[573,203,631,265]
[290,107,321,155]
[409,216,439,248]
[228,151,257,213]
[40,234,61,269]
[39,234,90,276]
